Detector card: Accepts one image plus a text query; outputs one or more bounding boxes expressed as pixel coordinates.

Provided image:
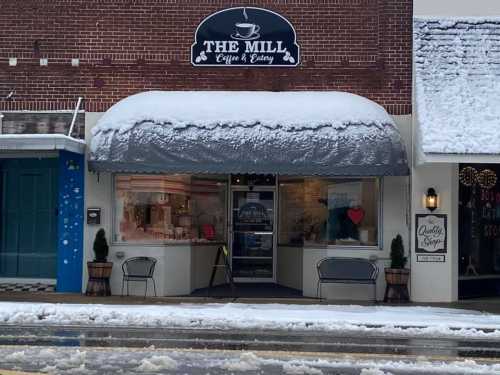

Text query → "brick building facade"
[0,0,413,298]
[0,0,411,114]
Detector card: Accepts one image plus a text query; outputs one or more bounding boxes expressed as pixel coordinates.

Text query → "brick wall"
[0,0,412,114]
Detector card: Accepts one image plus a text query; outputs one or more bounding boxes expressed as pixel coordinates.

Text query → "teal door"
[0,158,58,278]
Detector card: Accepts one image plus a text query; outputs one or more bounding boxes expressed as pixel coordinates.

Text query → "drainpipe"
[67,97,83,138]
[0,113,3,134]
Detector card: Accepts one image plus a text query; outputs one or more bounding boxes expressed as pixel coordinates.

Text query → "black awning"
[89,91,409,176]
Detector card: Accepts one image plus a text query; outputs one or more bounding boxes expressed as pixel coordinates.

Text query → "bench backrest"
[317,257,378,281]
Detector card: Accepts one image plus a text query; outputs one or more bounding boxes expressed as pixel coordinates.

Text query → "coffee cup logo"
[232,23,260,40]
[232,8,261,41]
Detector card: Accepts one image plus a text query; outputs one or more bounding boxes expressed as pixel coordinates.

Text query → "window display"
[459,164,500,297]
[114,175,226,244]
[279,178,379,247]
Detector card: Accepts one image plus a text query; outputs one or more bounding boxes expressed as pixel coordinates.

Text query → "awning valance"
[89,91,409,176]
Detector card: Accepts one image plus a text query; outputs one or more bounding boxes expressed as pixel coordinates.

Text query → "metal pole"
[68,96,83,138]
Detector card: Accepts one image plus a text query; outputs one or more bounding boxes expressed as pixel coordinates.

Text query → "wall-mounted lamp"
[39,58,48,66]
[8,58,17,66]
[425,188,438,212]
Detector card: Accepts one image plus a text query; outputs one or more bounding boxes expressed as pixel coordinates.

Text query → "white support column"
[410,163,459,302]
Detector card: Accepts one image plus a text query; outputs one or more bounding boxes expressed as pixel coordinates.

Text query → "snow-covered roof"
[89,91,408,176]
[414,17,500,156]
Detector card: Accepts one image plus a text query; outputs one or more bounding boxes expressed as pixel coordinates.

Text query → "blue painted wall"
[56,150,84,292]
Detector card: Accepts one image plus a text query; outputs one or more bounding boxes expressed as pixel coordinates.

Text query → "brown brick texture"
[0,0,412,114]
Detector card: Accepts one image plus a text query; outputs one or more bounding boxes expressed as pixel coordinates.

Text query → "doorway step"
[190,283,302,298]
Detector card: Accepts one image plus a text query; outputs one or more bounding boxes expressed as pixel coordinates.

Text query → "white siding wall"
[415,0,500,16]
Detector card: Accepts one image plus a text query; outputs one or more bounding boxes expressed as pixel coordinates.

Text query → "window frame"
[111,173,228,246]
[277,176,383,250]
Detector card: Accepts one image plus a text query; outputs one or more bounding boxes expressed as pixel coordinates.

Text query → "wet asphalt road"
[0,325,499,374]
[0,324,499,359]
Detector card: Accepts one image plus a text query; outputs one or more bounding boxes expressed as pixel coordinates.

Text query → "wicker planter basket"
[384,268,410,285]
[384,268,410,302]
[86,261,113,296]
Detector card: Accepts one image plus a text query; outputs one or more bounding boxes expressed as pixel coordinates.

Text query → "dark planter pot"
[384,268,410,303]
[86,261,113,296]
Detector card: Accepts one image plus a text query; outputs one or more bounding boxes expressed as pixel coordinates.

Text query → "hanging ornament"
[459,166,478,186]
[477,169,497,189]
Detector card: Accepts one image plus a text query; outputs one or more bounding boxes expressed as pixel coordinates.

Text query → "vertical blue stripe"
[56,151,84,293]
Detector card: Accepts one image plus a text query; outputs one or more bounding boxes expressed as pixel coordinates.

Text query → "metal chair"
[121,257,157,297]
[316,257,379,301]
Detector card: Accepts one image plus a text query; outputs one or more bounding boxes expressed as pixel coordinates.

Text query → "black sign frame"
[191,7,300,67]
[415,214,448,255]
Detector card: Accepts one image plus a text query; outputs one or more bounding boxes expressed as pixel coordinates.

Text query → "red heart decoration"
[347,207,365,225]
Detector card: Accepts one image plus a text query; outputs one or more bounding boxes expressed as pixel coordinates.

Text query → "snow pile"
[2,347,500,375]
[414,17,500,154]
[220,352,261,371]
[360,369,393,375]
[1,302,500,339]
[135,355,178,372]
[283,362,324,374]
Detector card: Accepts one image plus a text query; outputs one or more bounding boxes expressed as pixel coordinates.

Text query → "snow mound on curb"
[1,302,500,340]
[283,363,323,374]
[220,352,262,371]
[136,355,178,372]
[360,369,393,375]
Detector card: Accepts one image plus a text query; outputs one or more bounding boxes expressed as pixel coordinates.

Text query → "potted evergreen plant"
[86,228,113,296]
[384,234,410,302]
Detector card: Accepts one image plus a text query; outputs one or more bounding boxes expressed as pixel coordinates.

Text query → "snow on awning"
[0,134,85,154]
[414,17,500,162]
[88,91,408,176]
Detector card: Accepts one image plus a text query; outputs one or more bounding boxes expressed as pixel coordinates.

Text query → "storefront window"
[114,174,226,244]
[459,164,500,297]
[279,178,380,247]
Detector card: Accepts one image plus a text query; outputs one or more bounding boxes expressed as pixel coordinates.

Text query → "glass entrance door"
[231,189,275,281]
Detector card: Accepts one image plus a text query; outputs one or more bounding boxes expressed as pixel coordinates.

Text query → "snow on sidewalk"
[1,302,500,339]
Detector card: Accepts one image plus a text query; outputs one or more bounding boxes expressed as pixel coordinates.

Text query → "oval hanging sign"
[191,7,300,67]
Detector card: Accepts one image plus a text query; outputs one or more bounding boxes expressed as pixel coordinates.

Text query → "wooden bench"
[316,257,379,301]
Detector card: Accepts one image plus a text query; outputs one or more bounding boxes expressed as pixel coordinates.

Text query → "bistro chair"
[121,256,157,297]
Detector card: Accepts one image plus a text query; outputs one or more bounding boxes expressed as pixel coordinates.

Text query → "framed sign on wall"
[415,214,447,262]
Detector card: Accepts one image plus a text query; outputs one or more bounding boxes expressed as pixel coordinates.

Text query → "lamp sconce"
[425,188,438,212]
